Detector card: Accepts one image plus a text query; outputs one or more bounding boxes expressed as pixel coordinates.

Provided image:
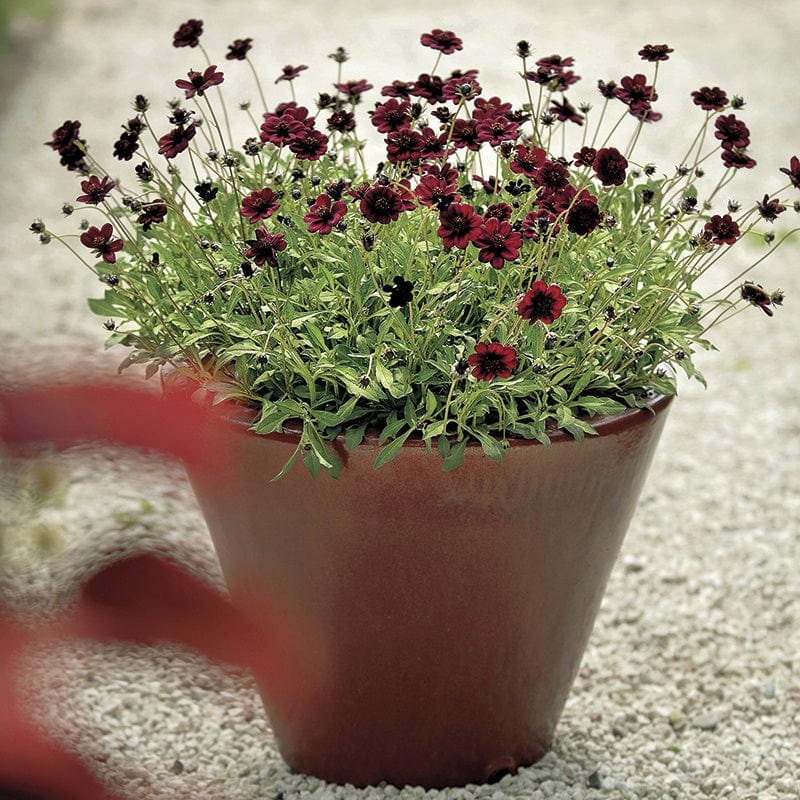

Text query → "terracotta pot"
[0,382,671,788]
[183,394,672,789]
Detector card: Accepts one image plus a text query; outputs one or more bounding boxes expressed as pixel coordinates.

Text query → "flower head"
[780,155,800,189]
[157,123,197,158]
[593,147,628,186]
[383,275,414,308]
[244,227,287,267]
[76,175,115,205]
[692,86,728,111]
[704,214,740,245]
[714,114,750,150]
[303,193,347,234]
[275,64,308,84]
[467,342,519,380]
[175,65,224,99]
[80,223,123,263]
[226,38,253,60]
[638,44,673,62]
[360,184,406,224]
[437,202,483,249]
[240,188,280,223]
[173,18,203,48]
[420,29,463,54]
[472,217,522,268]
[137,200,168,231]
[517,281,567,324]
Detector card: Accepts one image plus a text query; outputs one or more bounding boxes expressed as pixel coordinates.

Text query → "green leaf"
[374,429,412,469]
[374,360,394,392]
[344,422,368,452]
[424,389,437,417]
[441,438,467,471]
[253,399,306,434]
[574,395,627,417]
[270,443,302,482]
[303,422,341,477]
[473,430,506,461]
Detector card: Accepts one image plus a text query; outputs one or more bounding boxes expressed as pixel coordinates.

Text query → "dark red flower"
[721,149,756,169]
[244,227,287,267]
[638,44,673,62]
[714,114,750,150]
[537,54,575,71]
[437,202,483,249]
[484,202,513,221]
[573,146,597,168]
[80,223,123,263]
[472,174,501,195]
[450,118,481,151]
[614,73,657,114]
[597,79,618,99]
[472,217,522,269]
[370,99,411,133]
[476,116,520,146]
[385,128,425,163]
[703,214,740,245]
[275,64,308,84]
[509,143,547,178]
[521,208,559,240]
[112,131,139,161]
[549,97,584,125]
[517,280,567,324]
[442,75,482,104]
[593,147,629,186]
[413,127,443,160]
[288,129,329,160]
[537,183,576,215]
[566,190,602,235]
[420,29,463,54]
[524,54,580,91]
[691,86,728,111]
[534,159,571,191]
[137,199,167,231]
[740,282,774,316]
[173,18,203,48]
[473,95,513,121]
[45,119,81,153]
[240,187,280,223]
[381,80,414,98]
[383,275,414,308]
[467,341,518,381]
[260,110,307,145]
[360,184,406,224]
[327,109,356,132]
[76,175,115,204]
[414,173,458,207]
[756,194,786,222]
[226,37,253,60]
[157,123,196,158]
[334,79,373,102]
[409,73,445,103]
[175,65,224,99]
[303,193,347,234]
[780,155,800,188]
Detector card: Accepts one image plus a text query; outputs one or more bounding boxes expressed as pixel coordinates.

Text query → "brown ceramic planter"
[0,381,671,788]
[184,394,672,789]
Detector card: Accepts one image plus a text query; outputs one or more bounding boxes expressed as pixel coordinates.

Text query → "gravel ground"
[1,1,799,798]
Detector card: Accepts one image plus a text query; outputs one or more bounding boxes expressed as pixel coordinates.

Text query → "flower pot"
[0,382,671,788]
[182,394,672,789]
